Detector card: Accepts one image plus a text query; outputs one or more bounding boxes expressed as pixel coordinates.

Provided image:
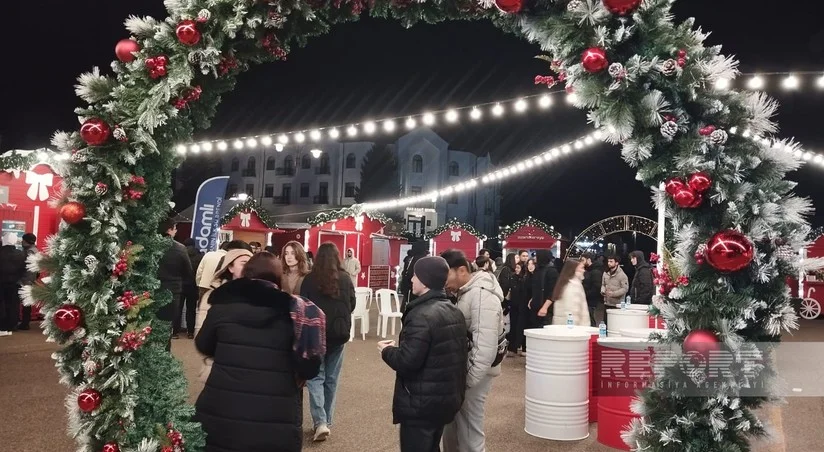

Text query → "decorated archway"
[565,214,658,258]
[30,0,810,450]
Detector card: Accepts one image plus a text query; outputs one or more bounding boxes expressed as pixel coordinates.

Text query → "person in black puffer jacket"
[299,243,356,442]
[629,250,654,305]
[380,256,468,452]
[195,252,321,452]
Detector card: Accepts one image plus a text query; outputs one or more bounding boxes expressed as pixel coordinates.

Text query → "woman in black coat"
[195,252,322,452]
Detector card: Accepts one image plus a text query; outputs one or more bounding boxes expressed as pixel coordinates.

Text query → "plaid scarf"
[289,294,326,359]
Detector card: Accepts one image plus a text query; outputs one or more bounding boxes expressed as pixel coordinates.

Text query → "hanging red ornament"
[672,186,700,208]
[602,0,642,15]
[115,39,141,63]
[688,171,712,194]
[60,202,87,225]
[698,125,716,136]
[145,55,169,79]
[54,304,83,332]
[102,443,120,452]
[176,20,201,46]
[677,49,687,58]
[683,329,721,356]
[77,389,102,413]
[80,118,111,146]
[581,47,609,73]
[664,177,686,195]
[706,230,754,272]
[494,0,523,13]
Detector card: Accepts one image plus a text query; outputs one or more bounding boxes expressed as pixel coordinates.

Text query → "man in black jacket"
[629,250,654,305]
[175,238,204,339]
[0,233,26,336]
[156,218,193,349]
[380,256,468,452]
[582,253,604,327]
[400,241,430,311]
[18,233,39,330]
[530,249,560,326]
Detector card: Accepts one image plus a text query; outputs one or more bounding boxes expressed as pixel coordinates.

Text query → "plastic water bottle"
[566,312,574,328]
[620,299,626,310]
[625,295,632,307]
[599,321,607,338]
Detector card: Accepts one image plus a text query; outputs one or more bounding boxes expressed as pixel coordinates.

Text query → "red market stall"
[219,198,283,245]
[427,218,486,260]
[307,206,407,289]
[499,216,562,256]
[794,229,824,320]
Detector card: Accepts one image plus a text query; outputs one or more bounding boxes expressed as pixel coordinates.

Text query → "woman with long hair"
[281,241,310,295]
[299,243,356,442]
[195,252,325,452]
[194,248,253,382]
[550,258,590,326]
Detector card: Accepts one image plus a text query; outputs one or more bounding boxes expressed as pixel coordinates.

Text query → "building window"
[300,183,310,198]
[410,186,422,196]
[245,184,254,197]
[230,158,239,172]
[314,182,329,204]
[264,184,274,198]
[412,155,423,173]
[227,183,237,197]
[319,154,330,173]
[345,153,357,169]
[266,156,276,171]
[284,155,294,169]
[448,161,459,176]
[344,182,357,198]
[282,184,292,199]
[301,154,311,169]
[246,157,256,170]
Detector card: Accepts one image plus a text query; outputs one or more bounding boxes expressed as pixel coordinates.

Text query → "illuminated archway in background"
[566,215,658,258]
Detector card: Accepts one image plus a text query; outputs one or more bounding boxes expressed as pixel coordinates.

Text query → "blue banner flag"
[190,176,230,252]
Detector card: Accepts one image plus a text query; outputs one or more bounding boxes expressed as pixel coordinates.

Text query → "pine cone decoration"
[196,9,211,23]
[567,0,582,11]
[710,129,728,146]
[95,182,108,196]
[71,150,88,163]
[608,62,626,80]
[113,126,128,142]
[660,120,679,139]
[660,59,678,76]
[84,255,99,270]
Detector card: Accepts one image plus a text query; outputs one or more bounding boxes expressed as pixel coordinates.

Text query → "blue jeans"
[307,344,345,428]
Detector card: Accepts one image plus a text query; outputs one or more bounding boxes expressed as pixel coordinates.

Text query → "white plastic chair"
[376,289,403,338]
[350,291,370,341]
[355,287,374,310]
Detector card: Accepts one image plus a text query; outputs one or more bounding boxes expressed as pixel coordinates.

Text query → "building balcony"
[275,167,295,176]
[313,195,329,204]
[314,166,331,175]
[273,196,291,205]
[242,169,256,177]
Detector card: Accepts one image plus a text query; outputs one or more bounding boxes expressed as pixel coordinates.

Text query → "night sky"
[2,1,823,238]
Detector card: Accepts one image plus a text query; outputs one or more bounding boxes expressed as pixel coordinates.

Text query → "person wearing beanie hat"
[379,255,468,452]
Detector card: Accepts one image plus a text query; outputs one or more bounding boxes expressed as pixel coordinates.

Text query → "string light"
[232,140,243,150]
[782,74,800,90]
[514,99,528,112]
[217,141,228,151]
[470,108,482,120]
[566,93,578,104]
[539,95,552,108]
[445,109,459,123]
[747,76,765,90]
[364,121,377,134]
[714,78,731,90]
[405,117,417,129]
[362,130,606,211]
[278,134,289,144]
[347,125,358,137]
[423,112,436,126]
[492,103,504,116]
[383,120,396,132]
[818,75,824,89]
[310,130,322,141]
[260,136,272,146]
[294,132,305,143]
[201,142,213,152]
[328,128,340,139]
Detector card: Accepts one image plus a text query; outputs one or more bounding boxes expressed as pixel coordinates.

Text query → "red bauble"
[60,202,87,225]
[145,56,169,79]
[602,0,642,15]
[77,389,102,413]
[115,39,140,63]
[176,20,201,46]
[494,0,523,13]
[80,118,111,146]
[581,47,609,73]
[688,171,712,194]
[672,187,700,208]
[664,177,686,195]
[706,230,754,272]
[683,329,721,356]
[54,304,83,332]
[102,443,120,452]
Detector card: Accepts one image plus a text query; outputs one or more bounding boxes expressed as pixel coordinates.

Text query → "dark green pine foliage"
[354,143,401,204]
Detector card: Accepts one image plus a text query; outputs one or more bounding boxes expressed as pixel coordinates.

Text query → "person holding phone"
[379,256,468,452]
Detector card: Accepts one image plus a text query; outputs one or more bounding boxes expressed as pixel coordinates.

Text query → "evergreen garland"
[498,216,560,241]
[32,0,808,450]
[220,197,277,229]
[307,204,391,226]
[0,149,59,173]
[425,217,488,240]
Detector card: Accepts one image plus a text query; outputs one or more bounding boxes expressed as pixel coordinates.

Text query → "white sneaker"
[313,424,330,442]
[0,331,12,337]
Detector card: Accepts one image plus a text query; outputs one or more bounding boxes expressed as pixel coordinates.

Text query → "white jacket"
[456,271,505,388]
[195,250,226,290]
[342,251,361,285]
[551,278,591,327]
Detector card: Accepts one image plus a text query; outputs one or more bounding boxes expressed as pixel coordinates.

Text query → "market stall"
[219,198,283,245]
[793,229,824,319]
[426,218,486,259]
[0,156,64,247]
[499,216,562,257]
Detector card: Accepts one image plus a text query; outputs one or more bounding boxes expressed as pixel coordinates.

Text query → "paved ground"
[1,312,821,452]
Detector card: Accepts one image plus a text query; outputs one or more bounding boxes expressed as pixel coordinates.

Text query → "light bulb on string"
[261,136,272,146]
[176,145,187,154]
[445,109,459,123]
[278,134,289,144]
[566,93,578,104]
[514,98,528,112]
[233,140,244,150]
[294,132,306,143]
[383,120,396,132]
[329,128,340,139]
[817,75,824,89]
[217,141,228,151]
[201,142,213,152]
[246,138,257,148]
[782,75,800,90]
[491,104,504,117]
[347,125,358,137]
[310,130,322,141]
[562,144,572,153]
[422,113,435,125]
[747,75,764,90]
[574,140,584,150]
[364,121,377,134]
[190,144,201,153]
[538,95,552,108]
[470,108,482,120]
[405,117,417,129]
[714,78,731,90]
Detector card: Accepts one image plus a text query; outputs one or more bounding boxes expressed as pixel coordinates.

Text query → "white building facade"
[215,128,500,237]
